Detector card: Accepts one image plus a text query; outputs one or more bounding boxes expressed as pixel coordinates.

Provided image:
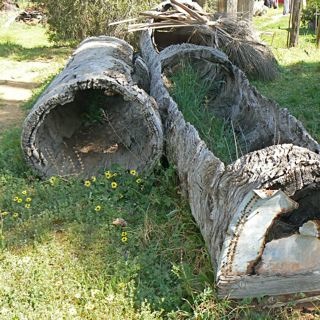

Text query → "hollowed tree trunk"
[21,36,163,178]
[140,31,320,301]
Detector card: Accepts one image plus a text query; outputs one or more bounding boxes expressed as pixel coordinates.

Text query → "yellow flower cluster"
[12,190,32,210]
[95,205,102,212]
[105,171,112,179]
[121,231,128,243]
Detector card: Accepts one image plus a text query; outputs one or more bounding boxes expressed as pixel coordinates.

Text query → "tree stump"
[140,30,320,301]
[21,36,163,178]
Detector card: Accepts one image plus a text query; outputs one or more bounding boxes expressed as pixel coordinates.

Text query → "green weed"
[169,63,244,164]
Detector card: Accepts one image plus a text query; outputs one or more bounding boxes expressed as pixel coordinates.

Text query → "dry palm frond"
[111,0,278,80]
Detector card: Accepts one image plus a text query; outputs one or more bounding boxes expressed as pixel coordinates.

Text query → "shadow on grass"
[0,41,71,60]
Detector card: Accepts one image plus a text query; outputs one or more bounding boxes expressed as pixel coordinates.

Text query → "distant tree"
[288,0,302,47]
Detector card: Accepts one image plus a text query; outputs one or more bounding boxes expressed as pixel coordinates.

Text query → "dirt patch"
[0,61,51,133]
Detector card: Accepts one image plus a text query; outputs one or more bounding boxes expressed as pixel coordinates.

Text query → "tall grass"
[170,63,244,164]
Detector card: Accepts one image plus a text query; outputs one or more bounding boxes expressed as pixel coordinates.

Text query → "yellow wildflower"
[84,180,91,187]
[130,169,137,176]
[105,171,112,179]
[26,198,32,203]
[112,173,118,177]
[13,196,19,202]
[121,236,128,243]
[17,198,22,203]
[91,176,96,182]
[25,204,31,209]
[49,176,57,185]
[136,178,142,184]
[111,182,118,189]
[22,190,27,195]
[94,205,101,212]
[13,213,19,218]
[121,231,127,237]
[1,211,8,216]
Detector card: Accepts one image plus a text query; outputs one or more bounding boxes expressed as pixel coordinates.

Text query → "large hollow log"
[159,43,319,154]
[21,36,163,178]
[140,31,320,300]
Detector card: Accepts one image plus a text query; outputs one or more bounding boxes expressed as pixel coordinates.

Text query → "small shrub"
[301,0,320,31]
[32,0,158,45]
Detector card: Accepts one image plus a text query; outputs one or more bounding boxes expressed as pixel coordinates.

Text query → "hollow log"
[21,36,163,178]
[140,31,320,300]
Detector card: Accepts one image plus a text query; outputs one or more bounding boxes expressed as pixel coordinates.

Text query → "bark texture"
[159,43,320,154]
[289,0,302,47]
[237,0,254,20]
[21,36,163,178]
[140,30,320,299]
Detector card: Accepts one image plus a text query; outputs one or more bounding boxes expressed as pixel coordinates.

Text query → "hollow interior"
[163,58,234,116]
[153,27,205,52]
[265,185,320,242]
[36,89,152,177]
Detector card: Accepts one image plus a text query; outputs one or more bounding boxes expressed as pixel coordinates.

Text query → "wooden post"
[237,0,254,21]
[288,0,302,47]
[217,0,238,16]
[317,13,320,47]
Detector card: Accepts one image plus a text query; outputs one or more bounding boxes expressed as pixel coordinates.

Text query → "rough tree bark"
[217,0,238,16]
[237,0,254,20]
[21,36,163,178]
[140,30,320,300]
[288,0,302,47]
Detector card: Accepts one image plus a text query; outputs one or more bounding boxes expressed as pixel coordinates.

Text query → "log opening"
[266,186,320,242]
[33,89,157,177]
[21,36,163,178]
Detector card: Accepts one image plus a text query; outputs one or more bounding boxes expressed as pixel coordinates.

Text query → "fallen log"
[131,0,278,80]
[21,36,163,178]
[140,30,320,300]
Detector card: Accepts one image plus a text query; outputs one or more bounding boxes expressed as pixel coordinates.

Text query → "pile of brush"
[112,0,278,80]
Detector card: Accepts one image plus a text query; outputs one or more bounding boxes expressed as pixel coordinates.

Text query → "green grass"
[0,5,320,320]
[169,63,243,164]
[252,7,320,141]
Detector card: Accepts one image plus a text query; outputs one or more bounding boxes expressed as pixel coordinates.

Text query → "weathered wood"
[237,0,254,20]
[159,43,320,154]
[288,0,302,47]
[140,30,320,299]
[217,0,238,16]
[316,18,320,48]
[21,36,163,178]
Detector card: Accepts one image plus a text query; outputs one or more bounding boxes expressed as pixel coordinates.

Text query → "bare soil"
[0,61,51,132]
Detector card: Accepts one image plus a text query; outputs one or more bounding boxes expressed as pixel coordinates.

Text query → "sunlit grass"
[0,4,319,319]
[253,7,320,142]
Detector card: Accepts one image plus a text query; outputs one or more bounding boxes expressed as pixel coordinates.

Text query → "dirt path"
[0,60,52,133]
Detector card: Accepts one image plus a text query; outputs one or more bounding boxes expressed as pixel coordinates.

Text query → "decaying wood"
[288,0,302,47]
[21,36,163,178]
[116,0,278,80]
[140,30,320,300]
[158,43,320,154]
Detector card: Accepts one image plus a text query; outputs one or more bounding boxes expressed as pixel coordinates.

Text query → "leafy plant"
[301,0,320,30]
[31,0,158,45]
